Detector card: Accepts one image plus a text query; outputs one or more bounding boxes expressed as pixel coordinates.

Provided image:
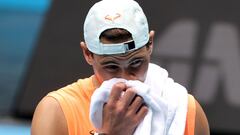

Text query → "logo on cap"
[105,13,121,22]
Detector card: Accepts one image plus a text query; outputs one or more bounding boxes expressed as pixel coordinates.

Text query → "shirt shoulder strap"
[184,94,196,135]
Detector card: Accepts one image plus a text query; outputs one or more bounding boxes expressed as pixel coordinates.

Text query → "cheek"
[93,66,113,83]
[140,56,151,81]
[137,63,149,82]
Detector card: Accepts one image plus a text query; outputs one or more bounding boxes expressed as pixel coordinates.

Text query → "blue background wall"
[0,0,51,114]
[0,0,51,134]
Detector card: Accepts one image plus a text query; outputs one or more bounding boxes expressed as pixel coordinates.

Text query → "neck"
[92,75,101,88]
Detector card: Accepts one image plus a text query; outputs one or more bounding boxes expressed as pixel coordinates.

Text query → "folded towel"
[90,63,188,135]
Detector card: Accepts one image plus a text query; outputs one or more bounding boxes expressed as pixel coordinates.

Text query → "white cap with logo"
[84,0,149,55]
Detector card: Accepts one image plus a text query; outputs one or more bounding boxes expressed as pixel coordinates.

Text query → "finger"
[108,82,127,102]
[120,88,137,109]
[136,105,148,120]
[129,96,145,114]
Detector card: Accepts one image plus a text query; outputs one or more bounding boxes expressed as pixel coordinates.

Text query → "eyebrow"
[130,55,145,61]
[100,60,119,65]
[99,47,147,65]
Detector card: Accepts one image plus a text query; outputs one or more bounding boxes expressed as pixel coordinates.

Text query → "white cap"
[84,0,149,55]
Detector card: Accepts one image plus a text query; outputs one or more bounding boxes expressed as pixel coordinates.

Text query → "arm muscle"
[31,96,68,135]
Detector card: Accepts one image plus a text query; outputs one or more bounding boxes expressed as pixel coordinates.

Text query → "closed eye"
[103,64,120,72]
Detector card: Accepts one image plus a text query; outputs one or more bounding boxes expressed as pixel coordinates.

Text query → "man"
[31,0,210,134]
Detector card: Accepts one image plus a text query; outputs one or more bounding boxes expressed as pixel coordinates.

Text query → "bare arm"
[31,97,68,135]
[194,99,210,135]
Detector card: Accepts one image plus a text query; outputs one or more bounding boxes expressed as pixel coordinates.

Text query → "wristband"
[94,133,106,135]
[89,130,107,135]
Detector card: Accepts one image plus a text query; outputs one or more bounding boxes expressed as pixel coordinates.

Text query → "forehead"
[95,46,148,61]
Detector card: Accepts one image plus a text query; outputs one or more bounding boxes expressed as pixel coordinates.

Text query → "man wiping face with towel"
[31,0,210,135]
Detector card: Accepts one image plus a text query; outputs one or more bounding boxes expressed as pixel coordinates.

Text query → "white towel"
[90,63,188,135]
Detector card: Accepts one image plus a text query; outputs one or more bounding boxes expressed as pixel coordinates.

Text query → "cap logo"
[104,13,121,22]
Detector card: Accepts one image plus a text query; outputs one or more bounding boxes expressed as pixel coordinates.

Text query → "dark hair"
[99,28,150,48]
[99,28,132,43]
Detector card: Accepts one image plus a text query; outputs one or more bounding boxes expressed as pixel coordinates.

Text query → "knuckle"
[140,105,148,115]
[125,88,136,95]
[106,102,116,110]
[132,116,141,124]
[136,96,143,101]
[116,107,125,115]
[134,95,144,104]
[141,105,148,112]
[113,82,126,90]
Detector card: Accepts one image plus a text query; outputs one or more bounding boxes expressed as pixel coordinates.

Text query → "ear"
[148,30,155,55]
[80,42,94,65]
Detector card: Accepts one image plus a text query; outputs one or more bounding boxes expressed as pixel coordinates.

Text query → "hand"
[99,82,148,135]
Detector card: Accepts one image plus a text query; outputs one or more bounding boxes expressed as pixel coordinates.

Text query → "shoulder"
[185,95,210,135]
[194,98,210,135]
[31,96,68,135]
